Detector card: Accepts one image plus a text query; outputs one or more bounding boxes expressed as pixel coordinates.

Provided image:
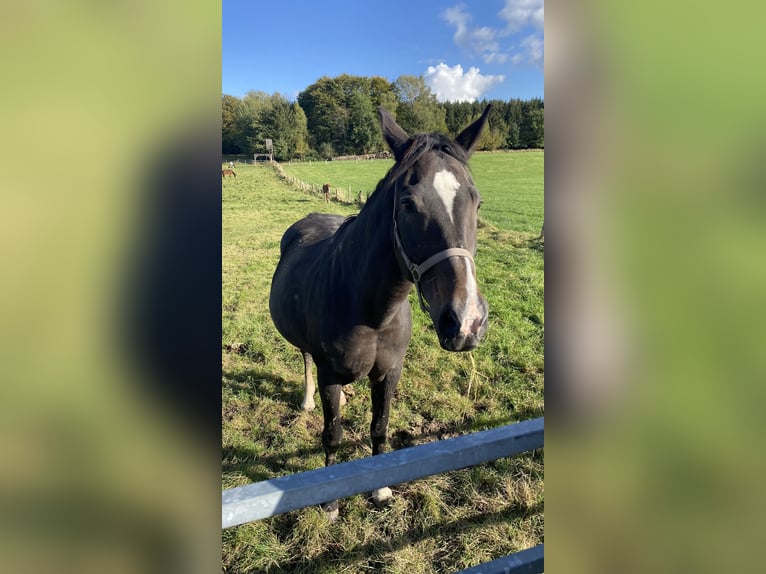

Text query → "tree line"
[222,74,543,161]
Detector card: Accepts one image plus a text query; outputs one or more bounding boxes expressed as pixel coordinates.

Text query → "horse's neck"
[336,192,412,321]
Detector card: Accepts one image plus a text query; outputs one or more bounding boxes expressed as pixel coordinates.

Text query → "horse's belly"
[269,216,342,351]
[269,268,312,350]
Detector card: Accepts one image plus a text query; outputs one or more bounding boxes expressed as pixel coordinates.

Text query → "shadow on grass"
[222,443,324,482]
[223,367,305,407]
[525,236,544,252]
[389,404,544,449]
[223,367,379,482]
[224,365,544,481]
[223,367,321,481]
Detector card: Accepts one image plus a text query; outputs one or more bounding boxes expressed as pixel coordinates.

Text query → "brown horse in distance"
[322,183,331,202]
[222,169,237,178]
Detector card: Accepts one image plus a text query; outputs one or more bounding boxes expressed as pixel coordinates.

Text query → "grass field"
[280,151,544,235]
[222,154,544,573]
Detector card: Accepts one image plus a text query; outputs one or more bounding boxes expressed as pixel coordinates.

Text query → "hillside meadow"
[222,153,544,573]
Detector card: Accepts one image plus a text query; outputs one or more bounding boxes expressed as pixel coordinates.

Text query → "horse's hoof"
[321,501,339,521]
[371,487,393,508]
[301,401,315,411]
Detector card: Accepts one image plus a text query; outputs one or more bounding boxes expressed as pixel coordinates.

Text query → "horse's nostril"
[438,307,460,339]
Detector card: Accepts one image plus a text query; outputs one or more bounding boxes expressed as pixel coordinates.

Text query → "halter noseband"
[392,183,475,313]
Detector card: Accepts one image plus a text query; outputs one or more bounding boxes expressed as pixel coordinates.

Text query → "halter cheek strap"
[392,212,475,313]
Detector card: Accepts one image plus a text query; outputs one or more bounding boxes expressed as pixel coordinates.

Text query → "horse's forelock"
[368,133,469,206]
[399,133,468,173]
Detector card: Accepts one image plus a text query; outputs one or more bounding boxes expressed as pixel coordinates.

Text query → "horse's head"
[379,106,491,352]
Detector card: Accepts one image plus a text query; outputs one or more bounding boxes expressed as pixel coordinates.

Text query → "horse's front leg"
[317,367,347,519]
[369,364,402,507]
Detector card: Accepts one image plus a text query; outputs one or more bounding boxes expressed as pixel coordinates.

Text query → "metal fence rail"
[455,544,544,574]
[222,417,544,572]
[223,417,543,527]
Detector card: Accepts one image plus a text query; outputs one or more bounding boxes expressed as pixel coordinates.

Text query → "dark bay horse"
[269,106,491,516]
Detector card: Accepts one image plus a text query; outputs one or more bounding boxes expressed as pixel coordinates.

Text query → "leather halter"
[392,182,475,313]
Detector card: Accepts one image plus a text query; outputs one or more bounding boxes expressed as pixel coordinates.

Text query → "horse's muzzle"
[436,300,489,352]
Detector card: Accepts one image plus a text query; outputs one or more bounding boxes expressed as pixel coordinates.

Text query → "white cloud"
[483,52,509,64]
[441,2,544,69]
[424,63,505,103]
[499,0,544,32]
[515,34,544,69]
[442,5,503,63]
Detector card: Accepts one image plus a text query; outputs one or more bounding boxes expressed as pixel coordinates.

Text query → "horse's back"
[279,212,347,257]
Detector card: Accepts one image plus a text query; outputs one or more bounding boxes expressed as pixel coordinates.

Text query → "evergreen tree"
[521,100,544,148]
[222,94,243,154]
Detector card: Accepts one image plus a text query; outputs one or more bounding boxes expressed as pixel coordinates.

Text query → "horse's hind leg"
[301,352,345,411]
[301,352,316,411]
[368,364,402,507]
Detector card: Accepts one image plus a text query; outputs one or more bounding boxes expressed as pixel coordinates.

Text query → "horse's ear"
[455,104,492,155]
[378,106,410,161]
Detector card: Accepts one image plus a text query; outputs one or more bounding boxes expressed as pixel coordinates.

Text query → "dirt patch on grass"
[390,420,469,449]
[223,342,267,363]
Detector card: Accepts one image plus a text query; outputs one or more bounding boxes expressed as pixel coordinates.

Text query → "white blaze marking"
[433,169,461,223]
[460,258,482,335]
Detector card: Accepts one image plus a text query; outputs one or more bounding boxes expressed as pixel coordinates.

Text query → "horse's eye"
[400,197,416,212]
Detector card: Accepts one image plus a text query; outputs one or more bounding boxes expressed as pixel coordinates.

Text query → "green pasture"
[222,154,544,573]
[279,151,544,234]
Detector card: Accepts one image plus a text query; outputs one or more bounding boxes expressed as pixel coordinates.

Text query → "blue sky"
[222,0,543,103]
